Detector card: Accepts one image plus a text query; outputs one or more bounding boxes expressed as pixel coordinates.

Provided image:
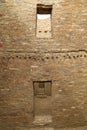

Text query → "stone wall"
[0,0,87,51]
[0,51,87,129]
[0,0,87,129]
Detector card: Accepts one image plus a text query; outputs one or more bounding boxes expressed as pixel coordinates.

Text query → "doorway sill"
[33,115,52,126]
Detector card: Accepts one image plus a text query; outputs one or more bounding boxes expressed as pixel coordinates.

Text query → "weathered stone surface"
[0,0,87,130]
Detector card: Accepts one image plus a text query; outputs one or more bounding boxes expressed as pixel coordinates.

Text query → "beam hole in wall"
[36,4,52,38]
[39,31,42,33]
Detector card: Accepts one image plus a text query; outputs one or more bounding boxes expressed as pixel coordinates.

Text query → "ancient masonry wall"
[0,0,87,129]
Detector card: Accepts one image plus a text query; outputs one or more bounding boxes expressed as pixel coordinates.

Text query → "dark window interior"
[37,4,52,14]
[33,81,52,96]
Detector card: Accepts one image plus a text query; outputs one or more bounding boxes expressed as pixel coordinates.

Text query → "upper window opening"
[36,4,52,38]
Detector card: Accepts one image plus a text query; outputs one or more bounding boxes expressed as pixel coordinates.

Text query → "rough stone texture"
[0,0,87,130]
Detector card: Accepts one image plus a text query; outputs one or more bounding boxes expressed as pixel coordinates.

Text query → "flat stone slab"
[30,128,54,130]
[33,115,52,126]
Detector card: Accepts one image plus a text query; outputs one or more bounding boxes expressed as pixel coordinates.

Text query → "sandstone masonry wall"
[0,0,87,130]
